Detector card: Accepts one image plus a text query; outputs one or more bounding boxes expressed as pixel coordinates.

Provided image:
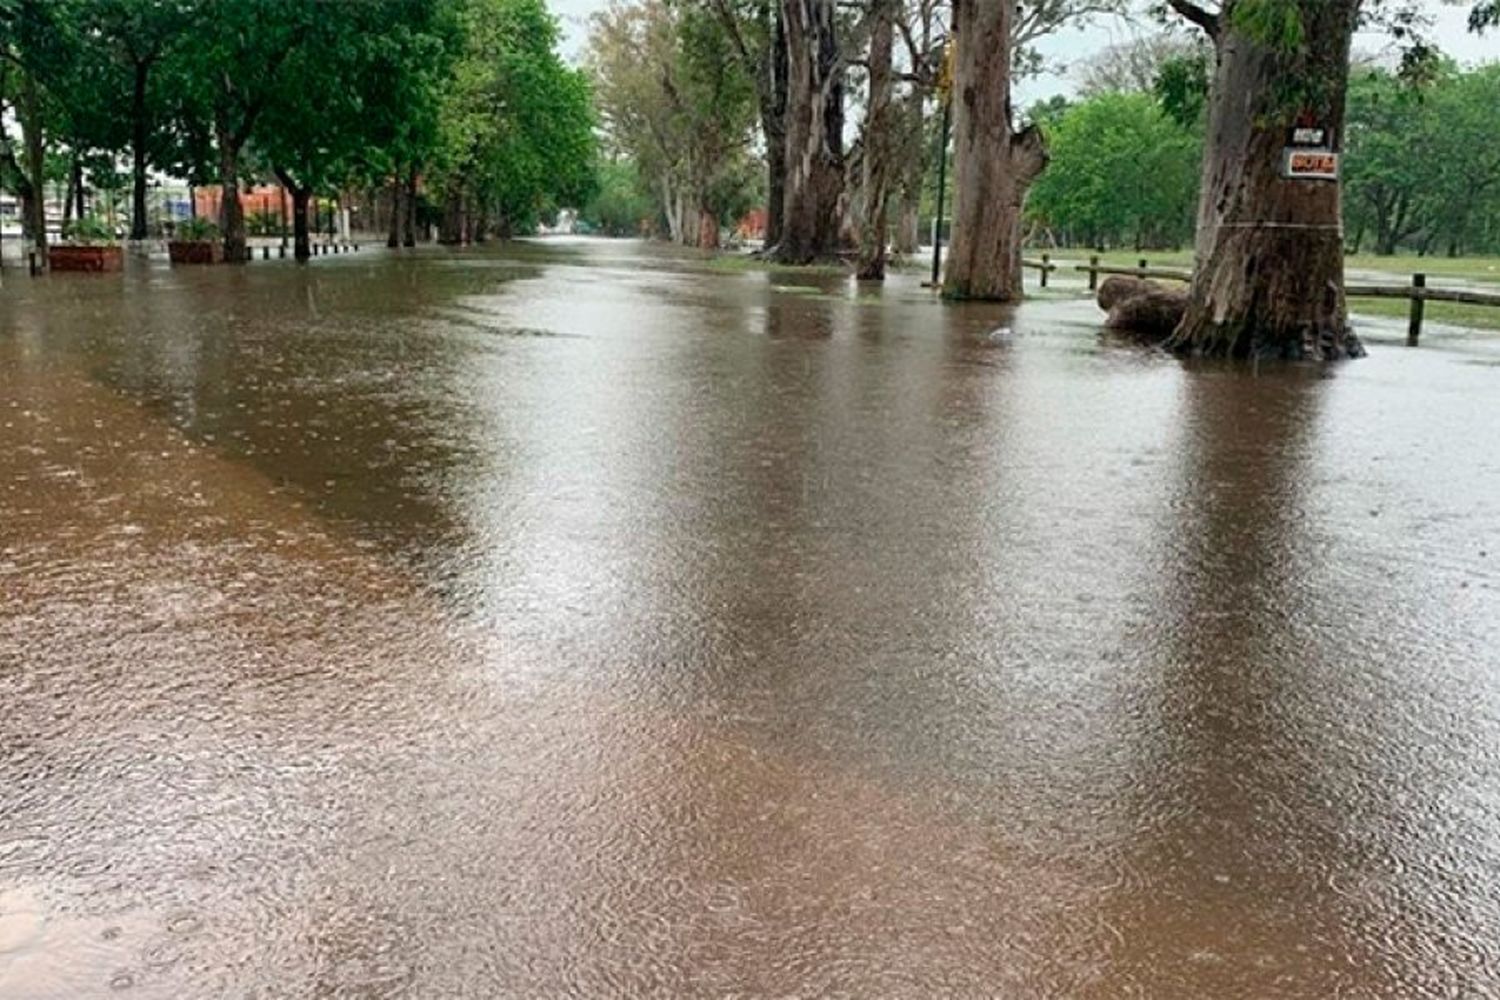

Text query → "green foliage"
[1228,0,1305,49]
[1343,64,1500,256]
[433,0,598,233]
[1028,91,1201,250]
[245,210,282,236]
[580,156,657,236]
[175,215,220,240]
[1153,52,1210,129]
[63,213,116,243]
[587,0,759,244]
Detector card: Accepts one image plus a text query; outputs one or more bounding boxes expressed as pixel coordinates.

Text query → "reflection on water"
[2,239,1499,997]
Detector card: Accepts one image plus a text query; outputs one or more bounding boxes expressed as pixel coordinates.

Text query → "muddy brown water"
[2,238,1499,998]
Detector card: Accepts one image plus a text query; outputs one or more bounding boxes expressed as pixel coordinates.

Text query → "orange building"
[193,184,292,224]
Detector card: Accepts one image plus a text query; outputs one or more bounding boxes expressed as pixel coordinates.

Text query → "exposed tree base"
[1167,321,1366,361]
[1097,275,1366,360]
[760,242,847,267]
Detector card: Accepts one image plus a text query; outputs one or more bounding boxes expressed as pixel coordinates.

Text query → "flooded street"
[3,238,1499,997]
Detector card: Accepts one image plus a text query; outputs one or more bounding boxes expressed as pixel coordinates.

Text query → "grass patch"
[704,252,848,276]
[1348,296,1500,333]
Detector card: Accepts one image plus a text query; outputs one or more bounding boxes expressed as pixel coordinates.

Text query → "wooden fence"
[1019,254,1500,346]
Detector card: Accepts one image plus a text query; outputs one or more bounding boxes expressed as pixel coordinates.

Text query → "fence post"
[262,246,270,260]
[1407,273,1426,346]
[1040,252,1050,289]
[1088,254,1099,292]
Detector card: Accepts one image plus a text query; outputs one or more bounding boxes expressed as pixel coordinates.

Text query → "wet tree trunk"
[215,117,246,263]
[697,203,719,250]
[440,186,466,244]
[387,173,405,248]
[403,169,418,247]
[129,59,151,241]
[765,8,789,248]
[71,157,85,219]
[1170,0,1363,360]
[273,168,312,261]
[18,71,48,261]
[768,0,843,264]
[942,0,1047,300]
[291,188,311,261]
[894,186,921,256]
[63,157,77,226]
[856,0,895,280]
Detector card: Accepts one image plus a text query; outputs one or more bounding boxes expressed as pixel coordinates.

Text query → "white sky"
[552,0,1497,103]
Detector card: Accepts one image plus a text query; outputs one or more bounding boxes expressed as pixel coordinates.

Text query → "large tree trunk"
[1170,0,1363,360]
[895,191,920,255]
[71,157,85,219]
[856,0,895,280]
[291,187,311,261]
[215,119,247,263]
[403,168,418,247]
[439,185,467,244]
[768,0,843,264]
[697,203,719,249]
[18,71,47,261]
[764,7,789,248]
[272,167,313,261]
[129,59,151,241]
[63,155,77,226]
[387,173,404,248]
[942,0,1047,300]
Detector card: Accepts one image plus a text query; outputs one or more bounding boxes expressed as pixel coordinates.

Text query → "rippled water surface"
[3,239,1500,998]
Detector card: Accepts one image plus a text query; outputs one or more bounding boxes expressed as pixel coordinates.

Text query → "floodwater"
[2,238,1499,999]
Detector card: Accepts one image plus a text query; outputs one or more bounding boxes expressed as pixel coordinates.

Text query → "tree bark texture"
[387,173,405,248]
[291,188,311,261]
[1171,0,1364,360]
[18,71,48,259]
[764,6,789,247]
[942,0,1047,300]
[130,59,151,241]
[215,119,246,262]
[768,0,843,264]
[403,169,418,246]
[856,0,895,280]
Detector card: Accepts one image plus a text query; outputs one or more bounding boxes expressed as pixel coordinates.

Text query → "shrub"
[64,214,116,244]
[176,216,221,241]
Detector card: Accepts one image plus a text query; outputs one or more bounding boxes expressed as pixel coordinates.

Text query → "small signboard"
[1288,126,1330,147]
[1284,148,1340,181]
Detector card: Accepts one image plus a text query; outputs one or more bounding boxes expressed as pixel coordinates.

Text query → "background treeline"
[0,0,597,260]
[581,4,1500,261]
[1344,62,1500,257]
[1026,42,1500,257]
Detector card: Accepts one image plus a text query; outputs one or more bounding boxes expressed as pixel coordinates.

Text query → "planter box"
[168,240,224,264]
[49,245,124,272]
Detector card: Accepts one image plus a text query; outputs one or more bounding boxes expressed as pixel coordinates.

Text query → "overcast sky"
[552,0,1496,103]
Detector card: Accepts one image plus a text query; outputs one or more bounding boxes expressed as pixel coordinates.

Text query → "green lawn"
[1341,296,1500,333]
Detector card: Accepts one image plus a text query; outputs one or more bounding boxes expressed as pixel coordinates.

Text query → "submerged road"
[2,239,1499,997]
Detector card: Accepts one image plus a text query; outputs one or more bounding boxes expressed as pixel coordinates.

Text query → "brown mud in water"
[2,239,1499,997]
